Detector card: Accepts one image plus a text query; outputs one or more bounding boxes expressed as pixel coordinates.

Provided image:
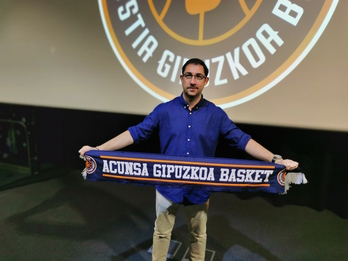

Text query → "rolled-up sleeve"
[236,133,251,151]
[128,106,161,144]
[219,110,251,151]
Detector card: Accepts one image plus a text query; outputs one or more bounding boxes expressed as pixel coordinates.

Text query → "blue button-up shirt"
[128,94,251,204]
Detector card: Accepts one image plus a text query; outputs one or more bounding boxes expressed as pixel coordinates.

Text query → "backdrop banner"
[81,150,307,194]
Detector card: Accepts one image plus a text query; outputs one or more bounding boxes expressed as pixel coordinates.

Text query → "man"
[79,58,298,260]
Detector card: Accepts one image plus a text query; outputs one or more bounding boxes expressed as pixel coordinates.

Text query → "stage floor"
[0,169,347,261]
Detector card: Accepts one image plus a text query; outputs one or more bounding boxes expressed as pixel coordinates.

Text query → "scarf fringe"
[283,172,308,194]
[80,155,87,180]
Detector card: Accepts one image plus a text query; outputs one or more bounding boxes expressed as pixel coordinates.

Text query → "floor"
[0,168,347,261]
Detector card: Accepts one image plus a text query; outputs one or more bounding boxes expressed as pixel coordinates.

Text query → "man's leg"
[184,200,209,261]
[152,190,179,261]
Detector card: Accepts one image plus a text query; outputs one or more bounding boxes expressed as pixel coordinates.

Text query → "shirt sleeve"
[219,109,251,151]
[128,104,161,144]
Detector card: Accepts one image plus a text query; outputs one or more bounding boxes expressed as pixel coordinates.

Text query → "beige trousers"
[152,190,209,261]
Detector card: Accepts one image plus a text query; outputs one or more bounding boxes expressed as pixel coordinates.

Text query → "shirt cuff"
[237,134,251,151]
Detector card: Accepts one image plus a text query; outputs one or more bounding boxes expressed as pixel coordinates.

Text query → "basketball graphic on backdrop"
[99,0,338,107]
[148,0,262,45]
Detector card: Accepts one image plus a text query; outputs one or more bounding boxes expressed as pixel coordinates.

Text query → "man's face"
[180,63,209,101]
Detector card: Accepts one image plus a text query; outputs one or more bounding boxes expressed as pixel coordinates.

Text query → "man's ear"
[204,77,210,86]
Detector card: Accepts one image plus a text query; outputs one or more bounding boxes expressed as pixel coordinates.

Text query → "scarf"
[81,150,307,194]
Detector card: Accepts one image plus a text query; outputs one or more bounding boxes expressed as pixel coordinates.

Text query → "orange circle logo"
[99,0,338,107]
[277,169,287,186]
[86,156,97,175]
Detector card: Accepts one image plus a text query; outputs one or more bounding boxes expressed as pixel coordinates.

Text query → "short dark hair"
[182,58,209,77]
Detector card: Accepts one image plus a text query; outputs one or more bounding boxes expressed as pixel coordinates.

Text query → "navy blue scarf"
[81,150,307,194]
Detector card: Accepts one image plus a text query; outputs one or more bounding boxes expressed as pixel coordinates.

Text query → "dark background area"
[0,102,347,219]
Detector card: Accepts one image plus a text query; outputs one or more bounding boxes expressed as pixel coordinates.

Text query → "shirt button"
[187,138,190,142]
[187,152,190,155]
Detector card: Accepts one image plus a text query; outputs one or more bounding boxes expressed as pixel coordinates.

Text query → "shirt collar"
[179,93,206,110]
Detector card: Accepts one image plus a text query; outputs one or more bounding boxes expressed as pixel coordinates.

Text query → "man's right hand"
[78,145,97,156]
